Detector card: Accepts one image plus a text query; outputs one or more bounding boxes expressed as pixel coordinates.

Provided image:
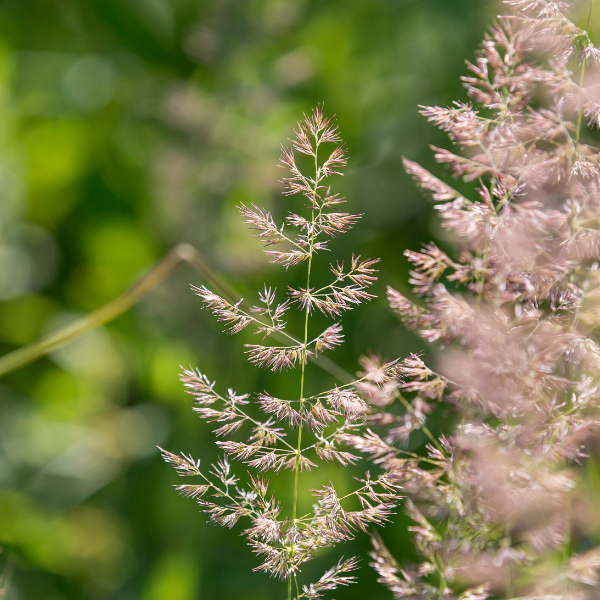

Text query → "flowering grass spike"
[161,106,402,599]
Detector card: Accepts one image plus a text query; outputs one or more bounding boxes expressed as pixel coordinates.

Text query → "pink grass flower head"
[350,1,600,598]
[161,106,402,598]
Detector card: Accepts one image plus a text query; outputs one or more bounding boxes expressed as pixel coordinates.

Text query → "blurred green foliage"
[0,0,547,598]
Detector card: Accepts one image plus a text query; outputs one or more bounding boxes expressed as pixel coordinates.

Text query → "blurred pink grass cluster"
[344,0,600,598]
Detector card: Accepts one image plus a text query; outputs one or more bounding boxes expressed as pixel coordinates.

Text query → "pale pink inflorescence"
[161,106,402,597]
[349,1,600,599]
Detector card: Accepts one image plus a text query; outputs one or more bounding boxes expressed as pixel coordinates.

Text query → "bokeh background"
[0,0,568,598]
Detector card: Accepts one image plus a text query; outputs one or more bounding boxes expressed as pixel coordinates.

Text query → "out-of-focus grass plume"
[0,0,575,598]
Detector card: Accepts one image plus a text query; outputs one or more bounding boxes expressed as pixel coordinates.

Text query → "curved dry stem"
[0,242,354,383]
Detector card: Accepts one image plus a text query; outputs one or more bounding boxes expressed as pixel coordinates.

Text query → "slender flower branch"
[162,106,394,598]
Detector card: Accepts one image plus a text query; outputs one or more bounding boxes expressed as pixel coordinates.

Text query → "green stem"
[504,523,514,599]
[575,61,586,149]
[0,554,16,597]
[438,573,446,600]
[289,223,313,598]
[288,143,319,600]
[395,392,445,455]
[570,48,588,230]
[564,488,571,594]
[0,243,212,377]
[293,217,315,510]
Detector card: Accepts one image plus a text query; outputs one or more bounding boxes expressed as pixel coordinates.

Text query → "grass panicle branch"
[161,105,402,598]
